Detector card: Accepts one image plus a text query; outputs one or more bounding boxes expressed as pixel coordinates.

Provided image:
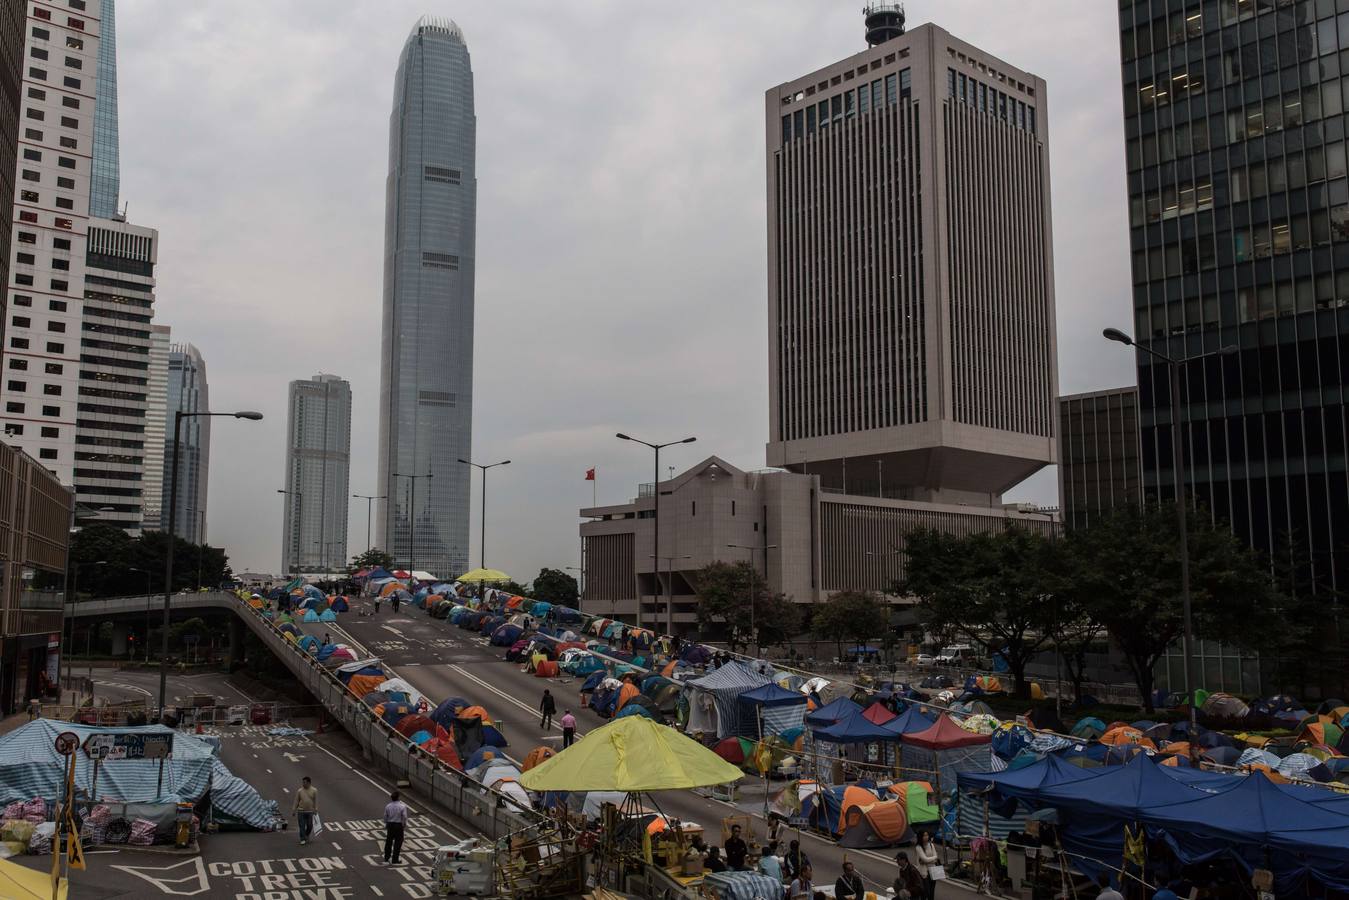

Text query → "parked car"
[912,653,935,667]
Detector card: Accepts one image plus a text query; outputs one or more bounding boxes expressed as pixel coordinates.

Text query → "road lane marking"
[371,887,383,896]
[332,841,342,850]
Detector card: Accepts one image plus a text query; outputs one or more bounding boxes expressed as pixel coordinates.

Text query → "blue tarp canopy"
[879,705,937,737]
[813,710,900,743]
[1031,754,1212,819]
[805,697,861,728]
[738,683,806,707]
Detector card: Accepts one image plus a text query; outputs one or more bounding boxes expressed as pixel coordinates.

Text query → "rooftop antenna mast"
[863,3,906,46]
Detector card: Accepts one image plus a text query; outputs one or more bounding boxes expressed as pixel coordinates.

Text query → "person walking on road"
[723,824,748,871]
[539,689,556,729]
[292,776,318,845]
[391,593,401,613]
[383,790,410,865]
[560,709,577,748]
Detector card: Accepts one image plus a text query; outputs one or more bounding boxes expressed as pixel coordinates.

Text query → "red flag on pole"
[585,468,596,481]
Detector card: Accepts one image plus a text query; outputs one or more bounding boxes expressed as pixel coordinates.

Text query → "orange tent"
[522,746,556,771]
[616,682,640,712]
[459,705,494,725]
[1101,726,1156,749]
[646,817,668,835]
[835,785,879,834]
[506,596,524,609]
[661,660,677,678]
[535,660,560,678]
[347,673,384,699]
[840,799,908,847]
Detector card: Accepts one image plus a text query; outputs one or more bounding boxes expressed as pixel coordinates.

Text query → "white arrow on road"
[282,752,306,763]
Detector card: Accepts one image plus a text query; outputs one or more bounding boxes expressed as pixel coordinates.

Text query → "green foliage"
[692,561,799,652]
[1063,503,1283,711]
[814,591,889,659]
[531,568,579,605]
[901,527,1060,698]
[66,524,230,597]
[349,548,395,572]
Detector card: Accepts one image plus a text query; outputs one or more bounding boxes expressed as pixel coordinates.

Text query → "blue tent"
[738,683,807,738]
[316,644,336,661]
[298,635,319,653]
[380,703,413,726]
[481,724,508,748]
[464,746,502,771]
[804,785,879,834]
[365,567,393,580]
[491,623,524,646]
[330,596,349,612]
[879,705,937,738]
[301,609,319,623]
[1034,754,1212,819]
[319,609,337,622]
[805,697,862,728]
[430,697,469,728]
[302,584,325,600]
[813,710,900,744]
[580,670,607,693]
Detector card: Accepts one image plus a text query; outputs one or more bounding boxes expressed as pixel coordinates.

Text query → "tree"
[1064,503,1284,712]
[349,548,395,572]
[814,591,889,661]
[692,561,799,653]
[901,527,1060,699]
[531,568,579,606]
[1043,591,1104,706]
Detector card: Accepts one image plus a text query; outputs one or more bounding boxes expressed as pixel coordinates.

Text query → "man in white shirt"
[383,790,410,864]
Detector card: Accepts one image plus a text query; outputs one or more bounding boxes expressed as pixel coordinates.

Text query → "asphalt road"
[301,602,922,894]
[13,667,475,899]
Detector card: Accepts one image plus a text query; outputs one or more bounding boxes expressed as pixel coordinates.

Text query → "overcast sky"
[117,1,1135,579]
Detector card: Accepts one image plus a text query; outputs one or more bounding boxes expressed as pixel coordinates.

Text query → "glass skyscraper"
[90,0,119,218]
[376,16,475,579]
[1119,2,1348,600]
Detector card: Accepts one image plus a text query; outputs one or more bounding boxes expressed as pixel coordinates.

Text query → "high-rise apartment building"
[765,8,1058,504]
[0,1,102,478]
[1117,3,1348,595]
[281,374,351,574]
[163,342,208,542]
[141,321,167,527]
[76,217,155,533]
[87,0,114,218]
[376,16,475,579]
[0,0,25,330]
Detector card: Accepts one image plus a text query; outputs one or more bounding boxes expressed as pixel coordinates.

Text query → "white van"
[935,645,975,665]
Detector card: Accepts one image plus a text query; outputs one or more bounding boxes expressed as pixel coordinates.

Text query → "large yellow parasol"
[519,715,743,792]
[458,568,512,583]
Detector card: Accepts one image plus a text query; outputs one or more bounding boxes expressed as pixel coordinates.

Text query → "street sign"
[54,731,79,756]
[82,732,173,761]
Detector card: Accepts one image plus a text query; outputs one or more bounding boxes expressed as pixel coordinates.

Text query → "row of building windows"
[1121,0,1327,66]
[1,424,62,439]
[8,337,66,353]
[948,68,1038,134]
[5,380,63,395]
[4,402,63,417]
[780,69,911,143]
[6,359,64,374]
[9,315,67,332]
[1136,268,1349,336]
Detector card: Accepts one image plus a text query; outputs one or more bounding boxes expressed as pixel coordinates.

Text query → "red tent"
[904,715,991,749]
[861,702,897,725]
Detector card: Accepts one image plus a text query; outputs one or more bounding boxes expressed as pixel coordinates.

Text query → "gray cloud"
[116,1,1134,579]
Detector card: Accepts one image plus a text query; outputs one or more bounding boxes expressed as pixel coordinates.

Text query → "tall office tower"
[163,342,208,542]
[0,0,25,330]
[281,374,352,575]
[1058,387,1142,530]
[141,322,168,527]
[77,218,155,534]
[376,16,475,579]
[1117,4,1348,594]
[87,0,114,218]
[765,8,1058,503]
[0,2,102,477]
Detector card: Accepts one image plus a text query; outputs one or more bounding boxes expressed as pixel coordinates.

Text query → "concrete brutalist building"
[581,7,1059,634]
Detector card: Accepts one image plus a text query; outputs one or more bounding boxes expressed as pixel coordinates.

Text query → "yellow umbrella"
[519,716,743,792]
[0,857,67,898]
[458,568,512,583]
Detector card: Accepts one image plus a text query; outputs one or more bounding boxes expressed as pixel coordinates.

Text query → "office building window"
[38,449,57,460]
[41,406,59,417]
[9,338,29,349]
[7,359,26,371]
[40,427,58,438]
[44,363,61,375]
[7,381,25,392]
[5,403,24,414]
[42,384,61,396]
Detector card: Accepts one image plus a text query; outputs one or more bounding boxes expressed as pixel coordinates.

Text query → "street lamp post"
[276,489,302,574]
[1103,328,1236,743]
[353,493,386,554]
[727,543,777,657]
[649,554,691,636]
[458,459,510,599]
[64,559,105,698]
[126,566,151,663]
[391,472,433,575]
[617,433,696,631]
[161,410,262,712]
